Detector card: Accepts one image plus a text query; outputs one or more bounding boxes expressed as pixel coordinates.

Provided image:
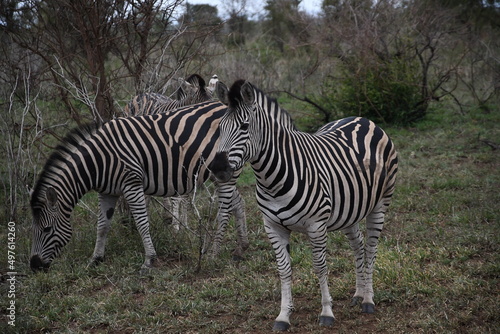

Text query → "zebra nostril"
[30,255,50,272]
[209,152,234,182]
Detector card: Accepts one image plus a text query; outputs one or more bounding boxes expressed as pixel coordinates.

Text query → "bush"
[324,57,426,126]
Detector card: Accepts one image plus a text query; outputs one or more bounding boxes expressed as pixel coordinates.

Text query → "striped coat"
[30,100,248,272]
[211,80,398,330]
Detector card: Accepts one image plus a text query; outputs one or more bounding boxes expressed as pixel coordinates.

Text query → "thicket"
[0,0,499,221]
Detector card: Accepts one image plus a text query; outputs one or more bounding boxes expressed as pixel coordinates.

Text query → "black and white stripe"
[124,74,215,117]
[121,74,245,252]
[211,80,398,330]
[30,100,248,272]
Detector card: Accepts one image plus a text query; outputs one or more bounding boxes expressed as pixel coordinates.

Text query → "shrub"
[328,57,426,126]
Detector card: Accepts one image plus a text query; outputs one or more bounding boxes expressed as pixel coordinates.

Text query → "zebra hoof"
[350,296,362,307]
[139,265,156,276]
[319,316,335,327]
[272,321,290,331]
[88,256,104,267]
[362,303,375,314]
[232,253,245,262]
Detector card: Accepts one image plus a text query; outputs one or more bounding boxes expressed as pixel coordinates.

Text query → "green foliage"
[324,57,425,126]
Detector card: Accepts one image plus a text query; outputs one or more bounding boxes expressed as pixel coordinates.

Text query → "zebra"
[120,73,246,251]
[123,73,215,117]
[122,74,216,230]
[210,80,398,331]
[30,100,248,272]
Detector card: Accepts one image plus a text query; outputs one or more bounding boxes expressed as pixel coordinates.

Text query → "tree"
[264,0,304,52]
[3,0,220,124]
[311,0,493,125]
[183,3,222,26]
[0,0,222,221]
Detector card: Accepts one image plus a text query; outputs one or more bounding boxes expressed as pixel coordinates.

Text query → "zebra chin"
[210,152,235,183]
[30,255,50,272]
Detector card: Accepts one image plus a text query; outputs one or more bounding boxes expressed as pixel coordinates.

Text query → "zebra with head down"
[30,96,248,272]
[210,80,398,331]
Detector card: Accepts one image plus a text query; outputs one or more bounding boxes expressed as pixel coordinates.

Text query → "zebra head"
[176,74,212,104]
[30,186,72,272]
[211,80,257,182]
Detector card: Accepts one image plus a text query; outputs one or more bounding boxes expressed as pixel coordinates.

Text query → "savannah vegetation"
[1,0,499,332]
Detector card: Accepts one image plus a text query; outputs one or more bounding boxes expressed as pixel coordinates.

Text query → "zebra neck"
[251,127,298,190]
[46,148,97,213]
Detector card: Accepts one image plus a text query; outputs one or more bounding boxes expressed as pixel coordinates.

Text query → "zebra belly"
[257,193,333,233]
[142,164,210,197]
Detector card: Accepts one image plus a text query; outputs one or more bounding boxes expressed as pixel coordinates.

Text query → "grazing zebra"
[30,101,248,272]
[210,80,398,330]
[124,74,215,117]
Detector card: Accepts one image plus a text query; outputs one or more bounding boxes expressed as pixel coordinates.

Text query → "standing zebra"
[210,80,398,330]
[30,100,248,272]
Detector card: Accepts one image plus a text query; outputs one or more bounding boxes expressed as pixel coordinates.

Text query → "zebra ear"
[46,187,58,208]
[216,81,229,105]
[241,81,255,105]
[176,85,186,100]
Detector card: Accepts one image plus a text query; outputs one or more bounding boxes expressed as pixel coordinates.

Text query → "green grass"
[1,103,499,333]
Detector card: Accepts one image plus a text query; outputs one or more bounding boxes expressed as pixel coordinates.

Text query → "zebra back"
[124,74,213,117]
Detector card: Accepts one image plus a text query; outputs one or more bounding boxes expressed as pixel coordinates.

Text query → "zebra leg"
[207,183,234,257]
[166,195,189,230]
[344,223,367,310]
[90,194,119,266]
[231,188,249,260]
[163,197,176,229]
[308,224,335,327]
[171,196,181,231]
[178,194,189,228]
[361,205,386,313]
[123,186,157,269]
[228,169,249,258]
[265,221,293,331]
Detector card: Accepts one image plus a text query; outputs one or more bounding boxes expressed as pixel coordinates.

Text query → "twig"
[480,139,499,150]
[272,90,330,123]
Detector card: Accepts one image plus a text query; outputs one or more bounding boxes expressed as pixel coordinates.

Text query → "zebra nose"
[30,255,50,272]
[210,152,234,182]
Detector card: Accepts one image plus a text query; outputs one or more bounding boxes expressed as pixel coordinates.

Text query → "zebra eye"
[43,226,52,233]
[240,122,249,131]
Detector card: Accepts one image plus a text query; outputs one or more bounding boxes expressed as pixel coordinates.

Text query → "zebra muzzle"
[210,152,234,183]
[30,255,50,272]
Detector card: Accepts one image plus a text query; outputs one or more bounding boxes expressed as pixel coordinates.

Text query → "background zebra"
[30,100,248,272]
[211,80,398,330]
[123,74,215,117]
[121,74,216,230]
[119,73,246,253]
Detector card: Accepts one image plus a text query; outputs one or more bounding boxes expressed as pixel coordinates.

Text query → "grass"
[1,102,499,333]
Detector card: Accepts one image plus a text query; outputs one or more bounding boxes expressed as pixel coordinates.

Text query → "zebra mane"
[228,80,296,130]
[30,123,98,209]
[227,79,247,108]
[186,74,206,89]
